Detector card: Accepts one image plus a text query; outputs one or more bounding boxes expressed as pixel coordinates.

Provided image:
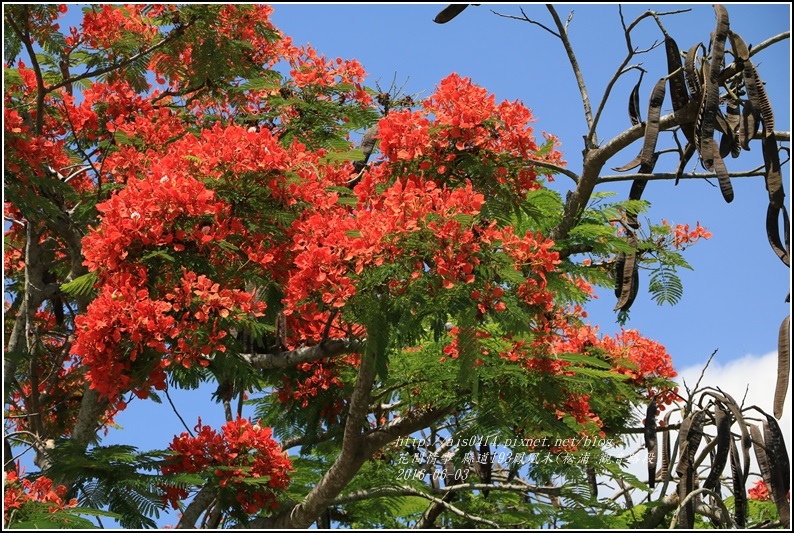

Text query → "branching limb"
[46,26,190,96]
[587,7,687,152]
[550,97,699,242]
[490,7,560,38]
[268,345,378,528]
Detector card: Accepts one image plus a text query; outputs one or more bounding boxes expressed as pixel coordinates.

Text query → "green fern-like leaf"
[60,272,99,297]
[648,265,683,305]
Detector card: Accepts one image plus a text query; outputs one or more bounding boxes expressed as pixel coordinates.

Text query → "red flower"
[748,479,770,501]
[161,418,292,513]
[3,472,78,526]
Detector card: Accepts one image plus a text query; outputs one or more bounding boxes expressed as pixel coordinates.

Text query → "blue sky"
[7,3,791,527]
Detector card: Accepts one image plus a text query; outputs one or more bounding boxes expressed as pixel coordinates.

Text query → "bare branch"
[620,423,682,434]
[670,487,735,529]
[750,31,790,58]
[587,8,682,152]
[164,385,193,437]
[281,430,332,451]
[546,5,594,134]
[598,169,767,184]
[490,7,560,38]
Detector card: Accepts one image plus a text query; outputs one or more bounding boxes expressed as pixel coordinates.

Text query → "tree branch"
[490,8,560,38]
[632,491,678,528]
[669,487,735,529]
[46,26,188,95]
[529,160,581,183]
[749,31,790,58]
[405,485,500,528]
[546,5,594,135]
[246,403,455,529]
[332,482,561,506]
[176,486,217,529]
[598,169,766,184]
[267,345,378,528]
[236,338,362,370]
[587,7,670,151]
[550,98,699,243]
[5,10,46,135]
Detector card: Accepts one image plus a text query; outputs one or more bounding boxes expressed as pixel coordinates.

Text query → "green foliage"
[648,263,684,305]
[61,272,100,298]
[42,442,175,529]
[5,504,105,529]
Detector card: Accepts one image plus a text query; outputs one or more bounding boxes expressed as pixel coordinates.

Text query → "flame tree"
[3,4,788,529]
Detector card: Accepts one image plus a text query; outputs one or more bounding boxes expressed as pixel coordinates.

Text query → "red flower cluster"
[78,5,159,50]
[550,323,678,408]
[660,220,713,250]
[161,418,292,514]
[3,471,78,526]
[378,73,564,194]
[748,479,770,501]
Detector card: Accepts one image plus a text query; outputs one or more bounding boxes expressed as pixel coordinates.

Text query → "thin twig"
[529,160,581,183]
[490,7,559,38]
[164,385,193,437]
[692,349,719,396]
[399,486,500,528]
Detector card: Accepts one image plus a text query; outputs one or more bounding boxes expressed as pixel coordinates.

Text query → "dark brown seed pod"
[434,4,468,24]
[644,398,658,489]
[703,402,730,491]
[775,315,790,419]
[730,438,746,528]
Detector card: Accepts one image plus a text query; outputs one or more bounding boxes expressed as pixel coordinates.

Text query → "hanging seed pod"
[676,411,705,529]
[660,410,675,484]
[665,36,690,112]
[775,315,790,419]
[730,438,746,528]
[738,99,760,150]
[644,398,658,489]
[628,71,644,126]
[766,204,790,267]
[434,4,469,24]
[614,229,639,312]
[703,402,731,491]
